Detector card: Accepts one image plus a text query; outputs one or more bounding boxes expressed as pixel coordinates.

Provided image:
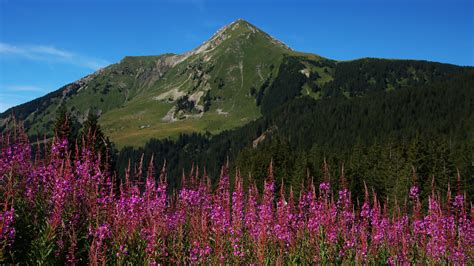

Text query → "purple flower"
[453,194,464,208]
[319,182,330,192]
[409,186,419,199]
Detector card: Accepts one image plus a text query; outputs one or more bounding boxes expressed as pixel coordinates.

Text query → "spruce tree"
[80,112,113,170]
[54,105,72,140]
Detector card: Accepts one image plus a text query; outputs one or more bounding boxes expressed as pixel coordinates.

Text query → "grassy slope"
[17,55,164,138]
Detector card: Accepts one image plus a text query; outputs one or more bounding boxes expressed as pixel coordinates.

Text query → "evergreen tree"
[53,105,80,152]
[291,152,309,197]
[347,140,368,202]
[80,112,114,170]
[54,105,71,140]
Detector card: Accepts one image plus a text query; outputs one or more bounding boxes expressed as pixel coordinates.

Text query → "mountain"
[1,19,472,149]
[0,19,299,147]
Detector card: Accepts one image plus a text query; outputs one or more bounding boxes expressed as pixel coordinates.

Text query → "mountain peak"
[225,18,254,30]
[217,19,269,40]
[207,19,259,43]
[186,19,291,58]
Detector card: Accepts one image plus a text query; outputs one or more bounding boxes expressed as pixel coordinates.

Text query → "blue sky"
[1,0,473,112]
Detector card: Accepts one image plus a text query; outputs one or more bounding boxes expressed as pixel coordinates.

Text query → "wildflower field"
[1,130,473,265]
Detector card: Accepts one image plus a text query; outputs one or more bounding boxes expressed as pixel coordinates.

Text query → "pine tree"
[80,112,113,169]
[347,139,368,201]
[54,105,72,140]
[53,105,80,153]
[291,151,309,197]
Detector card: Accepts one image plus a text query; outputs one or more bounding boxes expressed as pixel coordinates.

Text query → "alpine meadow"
[1,6,473,265]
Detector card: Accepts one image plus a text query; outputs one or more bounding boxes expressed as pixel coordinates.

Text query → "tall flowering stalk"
[274,181,292,260]
[255,162,275,263]
[244,178,259,247]
[230,170,244,260]
[210,166,230,263]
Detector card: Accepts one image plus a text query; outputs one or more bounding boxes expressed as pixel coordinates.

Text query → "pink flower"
[319,182,330,192]
[409,186,419,199]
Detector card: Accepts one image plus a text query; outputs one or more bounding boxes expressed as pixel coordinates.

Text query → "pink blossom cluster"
[0,130,473,264]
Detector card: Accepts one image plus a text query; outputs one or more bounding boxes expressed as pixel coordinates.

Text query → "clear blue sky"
[1,0,473,112]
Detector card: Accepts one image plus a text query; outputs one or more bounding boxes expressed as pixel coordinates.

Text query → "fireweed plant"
[0,128,473,265]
